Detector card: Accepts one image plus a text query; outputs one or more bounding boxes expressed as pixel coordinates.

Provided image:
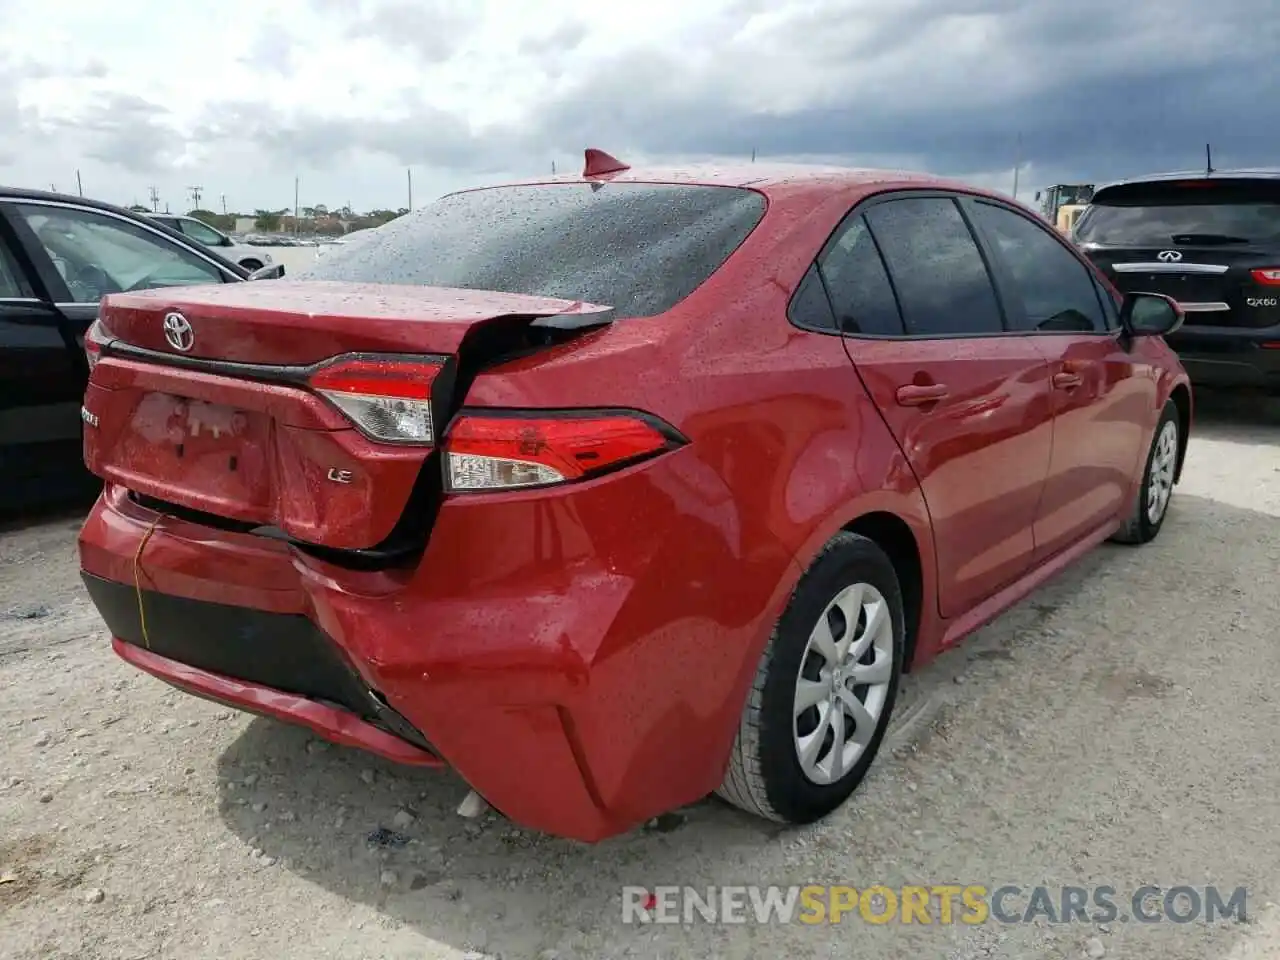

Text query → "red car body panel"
[77,165,1192,841]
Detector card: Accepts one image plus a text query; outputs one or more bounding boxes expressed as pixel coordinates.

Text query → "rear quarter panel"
[453,191,940,815]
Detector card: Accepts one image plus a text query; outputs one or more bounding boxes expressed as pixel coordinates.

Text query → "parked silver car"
[147,214,273,273]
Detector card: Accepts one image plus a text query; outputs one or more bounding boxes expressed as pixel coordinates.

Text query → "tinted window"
[864,198,1003,336]
[970,202,1106,333]
[14,204,224,303]
[788,263,837,330]
[295,184,766,318]
[1076,202,1280,245]
[1075,181,1280,246]
[818,215,904,336]
[0,240,32,297]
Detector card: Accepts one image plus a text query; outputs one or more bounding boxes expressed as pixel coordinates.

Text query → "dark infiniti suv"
[1074,169,1280,392]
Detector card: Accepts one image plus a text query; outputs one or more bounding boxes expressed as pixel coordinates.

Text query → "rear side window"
[788,264,838,330]
[181,219,226,246]
[295,183,767,318]
[864,197,1004,336]
[969,201,1106,333]
[1075,180,1280,246]
[818,215,905,336]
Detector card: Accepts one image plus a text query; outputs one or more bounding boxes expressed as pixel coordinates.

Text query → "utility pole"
[187,185,202,210]
[751,148,756,163]
[407,168,413,212]
[149,186,160,212]
[76,170,84,197]
[293,176,300,235]
[1011,132,1022,200]
[1206,143,1215,175]
[551,160,556,175]
[220,194,227,215]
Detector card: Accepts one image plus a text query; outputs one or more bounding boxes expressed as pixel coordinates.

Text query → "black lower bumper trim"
[81,573,434,752]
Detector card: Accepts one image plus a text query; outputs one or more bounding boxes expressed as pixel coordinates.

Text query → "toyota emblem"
[162,312,194,352]
[1156,250,1183,263]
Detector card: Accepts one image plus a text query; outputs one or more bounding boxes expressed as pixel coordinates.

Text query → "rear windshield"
[1075,181,1280,246]
[294,183,767,317]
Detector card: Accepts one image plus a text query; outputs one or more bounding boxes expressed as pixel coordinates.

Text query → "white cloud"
[0,0,622,210]
[0,0,1270,215]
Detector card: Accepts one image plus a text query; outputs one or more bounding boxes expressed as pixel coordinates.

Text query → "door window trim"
[3,197,243,306]
[789,188,1015,341]
[788,187,1130,341]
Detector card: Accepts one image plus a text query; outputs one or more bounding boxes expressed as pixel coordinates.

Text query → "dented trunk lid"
[83,281,609,553]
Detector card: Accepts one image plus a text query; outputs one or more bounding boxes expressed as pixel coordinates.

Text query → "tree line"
[126,205,410,235]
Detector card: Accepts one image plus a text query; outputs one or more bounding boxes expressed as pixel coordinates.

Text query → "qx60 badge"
[1156,250,1183,262]
[163,312,195,352]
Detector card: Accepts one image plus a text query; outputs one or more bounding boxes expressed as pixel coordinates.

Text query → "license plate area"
[1115,274,1229,303]
[120,392,274,512]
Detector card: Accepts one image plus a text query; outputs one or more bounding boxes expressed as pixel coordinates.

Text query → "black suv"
[1074,170,1280,392]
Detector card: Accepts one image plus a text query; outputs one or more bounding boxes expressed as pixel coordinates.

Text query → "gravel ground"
[2,392,1278,960]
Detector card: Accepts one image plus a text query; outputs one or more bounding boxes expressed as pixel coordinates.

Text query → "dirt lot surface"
[2,393,1278,960]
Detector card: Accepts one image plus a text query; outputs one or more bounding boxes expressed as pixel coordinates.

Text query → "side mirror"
[1121,292,1183,337]
[248,262,286,281]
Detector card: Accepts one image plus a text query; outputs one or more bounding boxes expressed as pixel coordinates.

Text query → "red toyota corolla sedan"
[77,152,1192,842]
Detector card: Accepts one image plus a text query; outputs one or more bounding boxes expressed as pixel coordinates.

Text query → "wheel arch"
[842,510,926,672]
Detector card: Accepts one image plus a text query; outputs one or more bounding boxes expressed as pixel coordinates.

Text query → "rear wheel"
[1111,399,1179,545]
[717,532,904,824]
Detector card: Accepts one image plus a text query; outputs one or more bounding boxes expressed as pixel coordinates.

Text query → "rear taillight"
[308,354,446,444]
[1250,268,1280,286]
[443,411,683,492]
[85,320,109,372]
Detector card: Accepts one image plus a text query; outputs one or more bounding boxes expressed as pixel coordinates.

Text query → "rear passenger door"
[823,194,1055,619]
[963,199,1153,560]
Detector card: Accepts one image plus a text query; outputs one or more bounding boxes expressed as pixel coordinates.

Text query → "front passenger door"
[4,200,230,346]
[0,222,88,507]
[964,199,1152,560]
[826,195,1055,619]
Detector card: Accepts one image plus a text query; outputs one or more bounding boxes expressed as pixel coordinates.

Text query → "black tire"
[717,532,905,824]
[239,259,263,272]
[1111,399,1180,545]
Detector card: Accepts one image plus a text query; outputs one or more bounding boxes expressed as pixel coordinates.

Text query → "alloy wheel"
[793,582,896,785]
[1146,419,1178,525]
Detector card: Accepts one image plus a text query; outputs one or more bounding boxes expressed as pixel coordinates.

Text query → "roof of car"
[1094,168,1280,193]
[456,160,1014,218]
[0,185,149,212]
[0,187,195,224]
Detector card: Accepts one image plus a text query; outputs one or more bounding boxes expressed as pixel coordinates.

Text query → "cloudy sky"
[0,0,1273,215]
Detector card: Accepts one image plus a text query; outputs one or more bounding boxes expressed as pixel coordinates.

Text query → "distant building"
[234,216,257,234]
